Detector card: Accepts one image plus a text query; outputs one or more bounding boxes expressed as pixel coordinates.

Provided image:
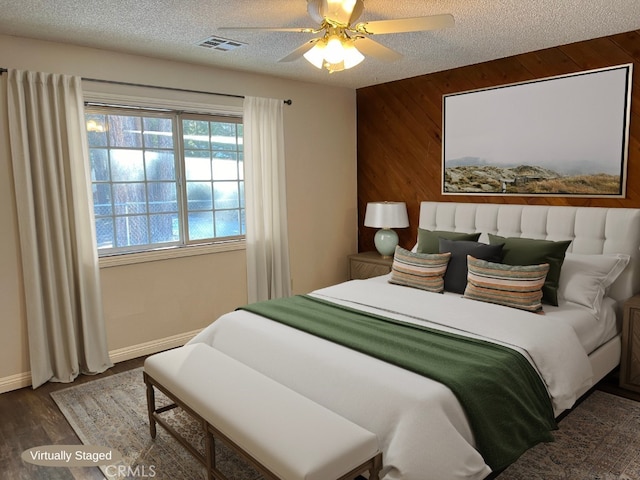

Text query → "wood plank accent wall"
[356,29,640,253]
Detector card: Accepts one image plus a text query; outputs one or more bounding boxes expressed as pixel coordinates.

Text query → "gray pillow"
[439,238,504,294]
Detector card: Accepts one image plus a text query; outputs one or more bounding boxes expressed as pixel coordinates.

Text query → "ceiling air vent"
[196,35,247,52]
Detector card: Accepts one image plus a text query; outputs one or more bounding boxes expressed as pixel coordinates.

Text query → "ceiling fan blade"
[354,13,454,35]
[352,36,402,62]
[219,26,318,33]
[278,38,320,62]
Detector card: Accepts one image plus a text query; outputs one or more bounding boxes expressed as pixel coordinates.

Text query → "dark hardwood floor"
[1,358,639,480]
[0,356,145,480]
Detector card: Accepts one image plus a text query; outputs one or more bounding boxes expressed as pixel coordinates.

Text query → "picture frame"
[442,64,633,197]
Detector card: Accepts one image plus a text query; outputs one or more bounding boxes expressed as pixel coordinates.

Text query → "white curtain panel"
[6,69,112,388]
[243,96,292,302]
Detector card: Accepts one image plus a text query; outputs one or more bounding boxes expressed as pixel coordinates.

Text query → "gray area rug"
[51,367,640,480]
[51,367,260,480]
[497,389,640,479]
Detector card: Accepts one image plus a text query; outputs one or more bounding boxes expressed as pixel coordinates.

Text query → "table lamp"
[364,201,409,257]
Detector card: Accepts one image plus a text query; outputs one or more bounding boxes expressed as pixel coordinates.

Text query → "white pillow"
[558,253,630,314]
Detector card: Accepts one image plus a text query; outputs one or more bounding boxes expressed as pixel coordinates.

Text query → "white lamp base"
[374,228,399,257]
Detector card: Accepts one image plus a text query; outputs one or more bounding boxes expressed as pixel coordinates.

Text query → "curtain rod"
[0,68,293,105]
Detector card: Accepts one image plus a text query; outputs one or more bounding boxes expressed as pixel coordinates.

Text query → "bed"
[189,201,640,480]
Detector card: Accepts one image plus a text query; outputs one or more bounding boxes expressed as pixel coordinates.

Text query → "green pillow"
[417,229,481,254]
[488,234,571,306]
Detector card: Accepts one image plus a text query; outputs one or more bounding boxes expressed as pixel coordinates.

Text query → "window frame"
[179,112,245,246]
[82,92,245,266]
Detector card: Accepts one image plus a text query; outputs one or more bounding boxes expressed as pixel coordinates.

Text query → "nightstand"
[620,294,640,392]
[348,251,393,280]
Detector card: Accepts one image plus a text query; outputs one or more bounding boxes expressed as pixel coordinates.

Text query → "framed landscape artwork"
[442,64,633,197]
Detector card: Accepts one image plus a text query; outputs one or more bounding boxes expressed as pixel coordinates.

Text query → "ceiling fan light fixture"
[303,41,327,69]
[303,35,364,72]
[342,41,364,69]
[325,61,346,74]
[324,35,346,64]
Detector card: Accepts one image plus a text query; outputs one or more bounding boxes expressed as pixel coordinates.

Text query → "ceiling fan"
[219,0,454,73]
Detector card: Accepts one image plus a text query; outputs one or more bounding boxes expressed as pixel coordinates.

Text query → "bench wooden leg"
[370,452,383,480]
[337,452,383,480]
[144,372,157,439]
[205,428,217,480]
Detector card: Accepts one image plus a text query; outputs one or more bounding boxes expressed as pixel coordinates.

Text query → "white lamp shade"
[364,202,409,229]
[342,42,364,69]
[302,32,365,72]
[324,35,346,64]
[303,41,326,69]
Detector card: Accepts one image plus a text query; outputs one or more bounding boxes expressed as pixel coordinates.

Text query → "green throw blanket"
[239,294,556,471]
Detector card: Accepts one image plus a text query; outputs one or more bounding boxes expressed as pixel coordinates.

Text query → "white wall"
[0,34,358,390]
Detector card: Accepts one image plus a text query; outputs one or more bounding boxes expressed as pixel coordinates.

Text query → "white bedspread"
[189,277,594,480]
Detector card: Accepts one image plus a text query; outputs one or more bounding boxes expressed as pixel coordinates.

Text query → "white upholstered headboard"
[418,202,640,308]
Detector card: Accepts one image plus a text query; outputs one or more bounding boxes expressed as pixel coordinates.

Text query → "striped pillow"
[464,255,549,313]
[389,246,451,293]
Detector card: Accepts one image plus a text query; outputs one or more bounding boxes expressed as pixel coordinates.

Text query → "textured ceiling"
[0,0,639,89]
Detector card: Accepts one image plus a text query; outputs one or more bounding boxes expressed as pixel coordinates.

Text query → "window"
[85,106,244,256]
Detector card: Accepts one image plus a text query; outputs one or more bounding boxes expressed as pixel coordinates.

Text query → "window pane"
[143,117,173,148]
[239,181,245,208]
[86,114,108,146]
[108,115,142,147]
[145,151,175,181]
[95,217,114,249]
[111,149,144,182]
[211,122,238,151]
[115,215,149,247]
[187,182,213,211]
[93,184,112,216]
[113,183,147,214]
[212,157,238,180]
[215,209,241,237]
[148,182,177,213]
[183,119,210,149]
[189,212,214,240]
[150,213,179,243]
[185,150,212,180]
[90,149,110,182]
[213,182,239,209]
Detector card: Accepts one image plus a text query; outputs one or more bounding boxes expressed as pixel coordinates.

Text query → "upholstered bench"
[143,343,382,480]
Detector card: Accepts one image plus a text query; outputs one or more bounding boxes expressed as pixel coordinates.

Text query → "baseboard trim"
[0,329,202,394]
[108,329,201,364]
[0,371,32,394]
